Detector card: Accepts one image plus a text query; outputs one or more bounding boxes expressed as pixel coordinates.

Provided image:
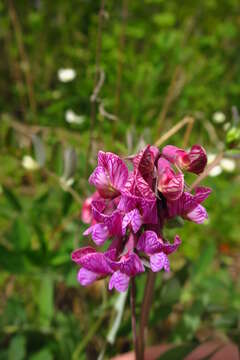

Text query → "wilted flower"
[58,68,76,82]
[72,144,211,292]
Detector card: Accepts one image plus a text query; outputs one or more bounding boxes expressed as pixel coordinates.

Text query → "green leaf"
[50,142,63,175]
[191,243,216,279]
[2,186,22,212]
[37,276,54,327]
[8,335,26,360]
[29,349,53,360]
[8,218,31,250]
[160,278,181,305]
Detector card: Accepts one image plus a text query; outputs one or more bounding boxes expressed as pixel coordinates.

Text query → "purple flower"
[108,252,145,292]
[157,158,184,201]
[162,145,207,174]
[71,247,113,285]
[72,144,211,292]
[132,145,160,185]
[89,151,128,199]
[71,246,144,292]
[137,231,181,272]
[83,199,123,245]
[167,186,212,224]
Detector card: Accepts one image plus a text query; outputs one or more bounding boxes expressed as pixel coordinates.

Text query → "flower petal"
[98,151,128,191]
[194,186,212,203]
[122,209,142,234]
[162,145,184,163]
[77,268,99,285]
[104,211,123,236]
[187,145,207,174]
[135,172,156,199]
[167,192,197,218]
[107,253,144,276]
[186,204,208,224]
[73,248,112,274]
[150,253,170,272]
[139,198,158,224]
[162,235,181,255]
[71,246,96,264]
[119,253,145,276]
[85,223,110,246]
[133,145,159,180]
[137,231,162,254]
[162,144,207,174]
[109,271,130,292]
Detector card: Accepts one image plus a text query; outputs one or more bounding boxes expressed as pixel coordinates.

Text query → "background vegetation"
[0,0,240,358]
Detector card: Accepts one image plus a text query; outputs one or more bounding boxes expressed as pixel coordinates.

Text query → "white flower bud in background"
[207,153,217,164]
[223,122,231,131]
[22,155,39,171]
[58,68,76,82]
[65,110,85,125]
[220,158,236,172]
[209,165,222,177]
[208,152,236,176]
[212,111,226,124]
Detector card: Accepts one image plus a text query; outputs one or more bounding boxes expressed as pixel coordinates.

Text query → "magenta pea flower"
[167,186,212,224]
[81,191,100,224]
[157,158,184,201]
[162,144,207,174]
[89,151,128,198]
[71,247,114,285]
[137,231,181,272]
[72,142,211,293]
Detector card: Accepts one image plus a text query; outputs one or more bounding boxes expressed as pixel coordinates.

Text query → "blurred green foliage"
[0,0,240,358]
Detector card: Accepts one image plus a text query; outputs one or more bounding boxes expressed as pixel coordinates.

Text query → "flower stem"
[130,277,139,359]
[138,271,157,360]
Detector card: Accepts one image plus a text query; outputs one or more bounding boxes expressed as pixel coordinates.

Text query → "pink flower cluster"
[72,144,211,292]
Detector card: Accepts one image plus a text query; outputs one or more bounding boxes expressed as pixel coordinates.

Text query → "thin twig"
[44,168,82,205]
[72,312,106,360]
[156,65,185,136]
[182,117,195,148]
[99,102,118,121]
[155,116,194,147]
[130,277,139,359]
[3,25,27,117]
[90,68,105,103]
[7,0,37,117]
[138,271,157,360]
[86,0,106,175]
[115,0,128,116]
[156,15,198,135]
